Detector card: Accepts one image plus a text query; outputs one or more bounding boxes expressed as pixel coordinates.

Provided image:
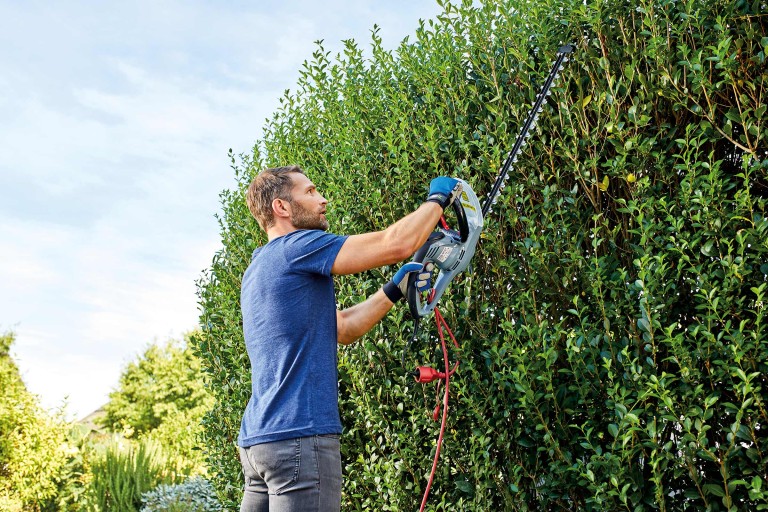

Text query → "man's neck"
[266,223,298,241]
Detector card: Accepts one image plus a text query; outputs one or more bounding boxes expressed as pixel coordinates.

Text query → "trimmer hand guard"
[407,178,484,319]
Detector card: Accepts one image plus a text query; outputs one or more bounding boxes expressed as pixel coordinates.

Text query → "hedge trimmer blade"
[406,45,575,322]
[482,44,574,217]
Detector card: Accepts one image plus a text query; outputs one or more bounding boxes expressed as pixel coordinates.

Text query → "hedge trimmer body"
[407,179,483,318]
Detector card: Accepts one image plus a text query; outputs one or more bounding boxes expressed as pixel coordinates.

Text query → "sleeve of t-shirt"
[283,230,349,276]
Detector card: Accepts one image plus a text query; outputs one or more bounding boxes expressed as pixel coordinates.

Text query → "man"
[238,165,461,511]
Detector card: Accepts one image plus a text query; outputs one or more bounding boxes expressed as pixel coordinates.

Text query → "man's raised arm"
[331,177,462,275]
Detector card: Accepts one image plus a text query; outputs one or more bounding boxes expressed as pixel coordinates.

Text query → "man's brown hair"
[245,165,305,231]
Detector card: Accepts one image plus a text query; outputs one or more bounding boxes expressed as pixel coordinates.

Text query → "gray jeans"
[238,434,342,512]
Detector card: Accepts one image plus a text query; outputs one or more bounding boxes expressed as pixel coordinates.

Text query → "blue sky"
[0,0,444,420]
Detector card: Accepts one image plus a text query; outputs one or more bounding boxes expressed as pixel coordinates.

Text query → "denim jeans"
[239,434,342,512]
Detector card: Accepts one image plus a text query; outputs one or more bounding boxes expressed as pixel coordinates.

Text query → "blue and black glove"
[382,262,433,303]
[426,177,462,210]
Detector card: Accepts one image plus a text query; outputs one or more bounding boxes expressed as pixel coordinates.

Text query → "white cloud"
[0,222,66,289]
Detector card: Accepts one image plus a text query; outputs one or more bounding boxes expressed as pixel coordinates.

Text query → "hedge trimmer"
[406,44,574,320]
[405,44,574,512]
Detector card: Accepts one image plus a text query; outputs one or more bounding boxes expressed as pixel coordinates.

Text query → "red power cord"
[417,307,460,512]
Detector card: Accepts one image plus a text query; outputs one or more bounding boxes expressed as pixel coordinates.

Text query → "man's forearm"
[336,290,397,345]
[382,201,443,259]
[331,202,443,276]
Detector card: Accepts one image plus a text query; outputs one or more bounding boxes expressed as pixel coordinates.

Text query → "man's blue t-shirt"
[238,229,348,447]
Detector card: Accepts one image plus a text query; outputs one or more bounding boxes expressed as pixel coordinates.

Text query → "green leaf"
[456,480,474,494]
[704,484,726,497]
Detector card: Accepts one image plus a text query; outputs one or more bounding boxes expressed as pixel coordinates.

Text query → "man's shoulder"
[254,230,334,253]
[281,230,348,251]
[250,230,347,271]
[285,229,345,241]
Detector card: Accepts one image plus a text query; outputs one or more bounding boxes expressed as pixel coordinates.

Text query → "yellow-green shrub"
[0,331,70,511]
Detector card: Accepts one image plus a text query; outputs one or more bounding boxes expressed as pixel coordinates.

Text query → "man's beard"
[290,200,329,231]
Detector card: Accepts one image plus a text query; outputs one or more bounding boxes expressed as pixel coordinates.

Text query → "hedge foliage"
[195,0,767,509]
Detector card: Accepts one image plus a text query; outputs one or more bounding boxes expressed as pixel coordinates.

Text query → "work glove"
[382,262,433,303]
[426,177,463,210]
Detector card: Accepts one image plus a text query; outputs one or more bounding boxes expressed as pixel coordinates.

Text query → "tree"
[196,0,767,509]
[101,333,213,474]
[0,331,70,511]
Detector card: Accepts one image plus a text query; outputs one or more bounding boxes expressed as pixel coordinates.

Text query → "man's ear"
[272,197,291,219]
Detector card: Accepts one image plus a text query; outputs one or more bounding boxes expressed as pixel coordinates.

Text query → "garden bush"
[87,436,186,512]
[39,424,95,512]
[140,477,223,512]
[195,0,767,509]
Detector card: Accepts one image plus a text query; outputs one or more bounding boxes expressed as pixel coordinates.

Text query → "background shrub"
[87,436,185,512]
[196,0,767,510]
[39,424,95,512]
[140,477,223,512]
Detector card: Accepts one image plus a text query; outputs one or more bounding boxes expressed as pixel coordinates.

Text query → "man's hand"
[338,263,434,344]
[382,262,432,303]
[426,177,463,210]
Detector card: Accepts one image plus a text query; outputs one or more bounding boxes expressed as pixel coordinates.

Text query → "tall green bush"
[196,0,767,509]
[101,335,213,476]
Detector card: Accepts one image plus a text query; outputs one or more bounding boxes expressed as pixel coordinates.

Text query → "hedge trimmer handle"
[407,179,483,319]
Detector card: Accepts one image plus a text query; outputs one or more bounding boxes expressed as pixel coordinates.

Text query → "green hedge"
[195,0,767,509]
